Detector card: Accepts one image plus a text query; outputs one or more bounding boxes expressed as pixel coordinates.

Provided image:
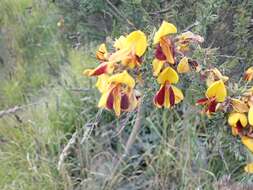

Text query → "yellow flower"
[197,80,227,115]
[153,67,183,108]
[228,112,248,127]
[176,31,204,52]
[109,30,147,68]
[153,21,177,45]
[98,71,137,117]
[153,83,184,108]
[206,68,229,87]
[245,163,253,173]
[242,136,253,153]
[83,62,114,76]
[231,98,249,113]
[249,106,253,126]
[153,21,177,64]
[157,66,179,84]
[96,43,108,62]
[206,80,227,102]
[244,66,253,81]
[125,30,147,57]
[177,57,190,73]
[114,36,127,50]
[152,59,164,76]
[96,74,109,93]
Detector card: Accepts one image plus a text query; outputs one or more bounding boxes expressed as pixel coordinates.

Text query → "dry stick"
[0,106,22,118]
[104,99,143,189]
[0,100,46,119]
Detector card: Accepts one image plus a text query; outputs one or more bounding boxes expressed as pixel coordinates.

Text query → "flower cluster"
[83,20,253,173]
[196,66,253,173]
[152,22,204,108]
[83,30,148,116]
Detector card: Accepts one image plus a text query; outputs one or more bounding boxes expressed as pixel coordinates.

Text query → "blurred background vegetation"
[0,0,252,189]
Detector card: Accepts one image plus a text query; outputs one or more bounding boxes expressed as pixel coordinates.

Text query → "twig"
[183,21,199,32]
[149,7,171,16]
[57,131,78,171]
[103,99,143,189]
[0,106,22,118]
[0,100,46,119]
[57,110,102,171]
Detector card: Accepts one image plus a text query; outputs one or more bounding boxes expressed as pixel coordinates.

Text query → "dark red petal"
[196,98,209,105]
[208,99,218,113]
[154,85,166,106]
[135,55,143,63]
[168,86,175,107]
[236,121,244,134]
[121,93,130,110]
[106,89,114,110]
[90,63,108,76]
[155,44,166,61]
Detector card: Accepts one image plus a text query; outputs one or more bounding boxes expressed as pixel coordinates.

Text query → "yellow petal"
[96,74,109,93]
[126,30,147,57]
[113,87,121,117]
[242,136,253,153]
[160,37,175,64]
[231,98,249,113]
[97,43,107,54]
[177,57,190,73]
[164,86,170,108]
[249,106,253,126]
[109,48,131,63]
[98,91,109,108]
[153,21,177,44]
[108,71,135,88]
[157,67,179,84]
[212,68,229,82]
[114,36,127,50]
[244,66,253,81]
[171,85,184,104]
[205,80,227,102]
[245,163,253,173]
[228,112,248,127]
[152,59,164,76]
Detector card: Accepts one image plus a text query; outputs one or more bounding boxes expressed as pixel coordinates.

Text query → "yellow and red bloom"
[177,57,201,73]
[241,136,253,173]
[98,71,138,116]
[244,67,253,81]
[228,112,248,136]
[153,67,184,108]
[153,21,177,65]
[205,68,229,87]
[96,43,108,62]
[109,30,147,69]
[176,31,204,52]
[197,80,227,115]
[83,61,114,76]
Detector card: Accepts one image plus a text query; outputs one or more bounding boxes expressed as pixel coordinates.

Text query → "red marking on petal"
[196,98,209,105]
[155,44,166,61]
[90,63,108,76]
[106,90,114,110]
[236,121,244,134]
[121,94,130,110]
[168,85,175,107]
[154,85,166,106]
[208,99,218,113]
[136,55,143,63]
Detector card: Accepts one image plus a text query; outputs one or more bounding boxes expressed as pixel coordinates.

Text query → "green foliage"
[1,0,253,189]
